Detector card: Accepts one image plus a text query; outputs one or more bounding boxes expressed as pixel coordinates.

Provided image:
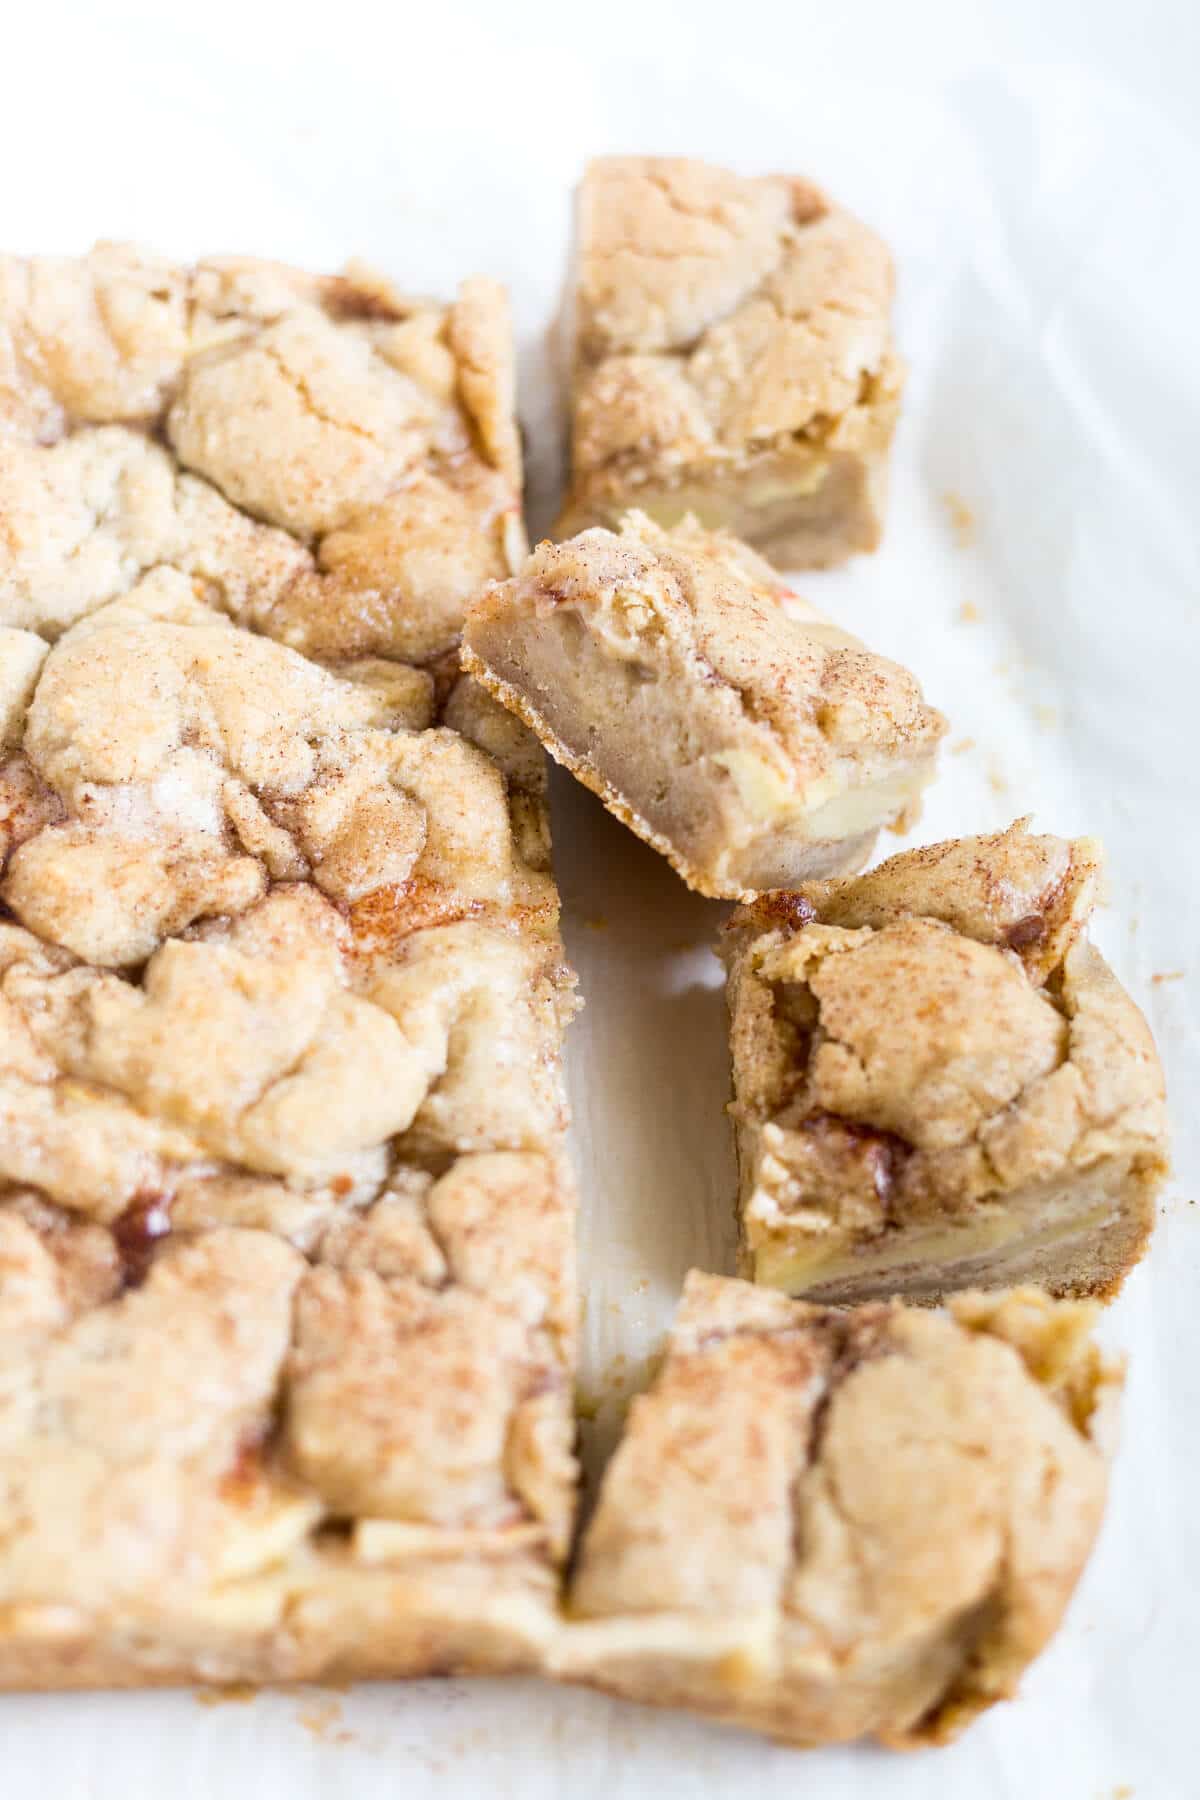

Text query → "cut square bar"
[555,1270,1118,1748]
[463,514,945,898]
[556,156,903,568]
[720,822,1169,1301]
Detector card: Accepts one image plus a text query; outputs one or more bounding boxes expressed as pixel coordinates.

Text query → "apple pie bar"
[720,823,1169,1301]
[0,247,579,1688]
[555,156,903,568]
[555,1271,1118,1748]
[463,513,946,897]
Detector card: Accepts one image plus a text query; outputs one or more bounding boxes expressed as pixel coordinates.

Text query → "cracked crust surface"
[720,822,1169,1301]
[554,1270,1118,1748]
[1,244,526,662]
[463,513,945,898]
[0,250,580,1689]
[0,627,577,1683]
[0,729,577,1684]
[556,157,903,568]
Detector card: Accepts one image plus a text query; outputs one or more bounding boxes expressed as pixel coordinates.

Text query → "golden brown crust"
[721,823,1169,1302]
[463,513,945,898]
[555,1271,1117,1748]
[557,158,904,568]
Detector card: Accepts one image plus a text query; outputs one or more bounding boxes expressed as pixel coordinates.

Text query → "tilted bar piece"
[463,514,945,899]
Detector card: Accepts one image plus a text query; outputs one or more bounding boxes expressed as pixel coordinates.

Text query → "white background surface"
[3,1,1198,1794]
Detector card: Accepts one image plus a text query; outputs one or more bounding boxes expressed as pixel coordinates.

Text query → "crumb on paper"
[987,766,1010,798]
[958,600,980,623]
[942,491,976,547]
[194,1682,260,1707]
[632,1276,649,1294]
[950,737,976,756]
[296,1693,356,1747]
[1151,970,1185,985]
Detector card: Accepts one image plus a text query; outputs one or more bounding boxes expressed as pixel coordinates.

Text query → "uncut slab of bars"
[0,245,577,1686]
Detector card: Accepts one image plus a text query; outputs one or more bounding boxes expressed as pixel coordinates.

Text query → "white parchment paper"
[3,3,1196,1794]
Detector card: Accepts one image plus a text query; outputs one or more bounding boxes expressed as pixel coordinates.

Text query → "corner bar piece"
[0,241,525,664]
[463,513,945,898]
[720,822,1168,1301]
[555,1270,1118,1748]
[556,156,903,568]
